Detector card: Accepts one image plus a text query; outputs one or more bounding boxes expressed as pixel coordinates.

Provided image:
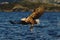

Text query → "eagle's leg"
[30,24,34,31]
[29,19,36,31]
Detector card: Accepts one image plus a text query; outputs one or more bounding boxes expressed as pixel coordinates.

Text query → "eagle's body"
[22,7,45,25]
[21,7,45,31]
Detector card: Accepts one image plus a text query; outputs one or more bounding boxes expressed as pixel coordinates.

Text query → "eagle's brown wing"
[27,7,45,19]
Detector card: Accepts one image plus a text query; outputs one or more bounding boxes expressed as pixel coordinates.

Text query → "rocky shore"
[0,2,60,12]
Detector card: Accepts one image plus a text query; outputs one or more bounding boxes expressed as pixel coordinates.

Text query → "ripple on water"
[0,12,60,40]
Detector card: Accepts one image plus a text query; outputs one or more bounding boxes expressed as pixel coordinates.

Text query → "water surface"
[0,12,60,40]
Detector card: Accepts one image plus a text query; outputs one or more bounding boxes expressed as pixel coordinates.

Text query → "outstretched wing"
[27,7,45,19]
[9,20,31,25]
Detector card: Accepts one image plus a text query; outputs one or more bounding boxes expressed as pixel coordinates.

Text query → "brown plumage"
[21,6,45,31]
[29,7,45,19]
[25,7,45,24]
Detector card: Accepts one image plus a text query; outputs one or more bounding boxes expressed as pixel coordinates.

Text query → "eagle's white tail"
[35,19,40,24]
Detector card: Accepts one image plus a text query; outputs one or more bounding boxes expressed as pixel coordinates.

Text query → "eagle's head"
[21,18,26,21]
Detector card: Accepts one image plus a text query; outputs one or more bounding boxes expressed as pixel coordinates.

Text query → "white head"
[21,18,26,21]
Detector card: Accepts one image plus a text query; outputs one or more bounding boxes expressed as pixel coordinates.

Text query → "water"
[0,12,60,40]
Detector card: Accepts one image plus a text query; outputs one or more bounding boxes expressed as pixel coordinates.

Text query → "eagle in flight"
[10,6,45,31]
[21,6,45,31]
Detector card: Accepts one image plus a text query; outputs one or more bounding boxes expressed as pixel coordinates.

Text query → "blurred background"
[0,0,60,12]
